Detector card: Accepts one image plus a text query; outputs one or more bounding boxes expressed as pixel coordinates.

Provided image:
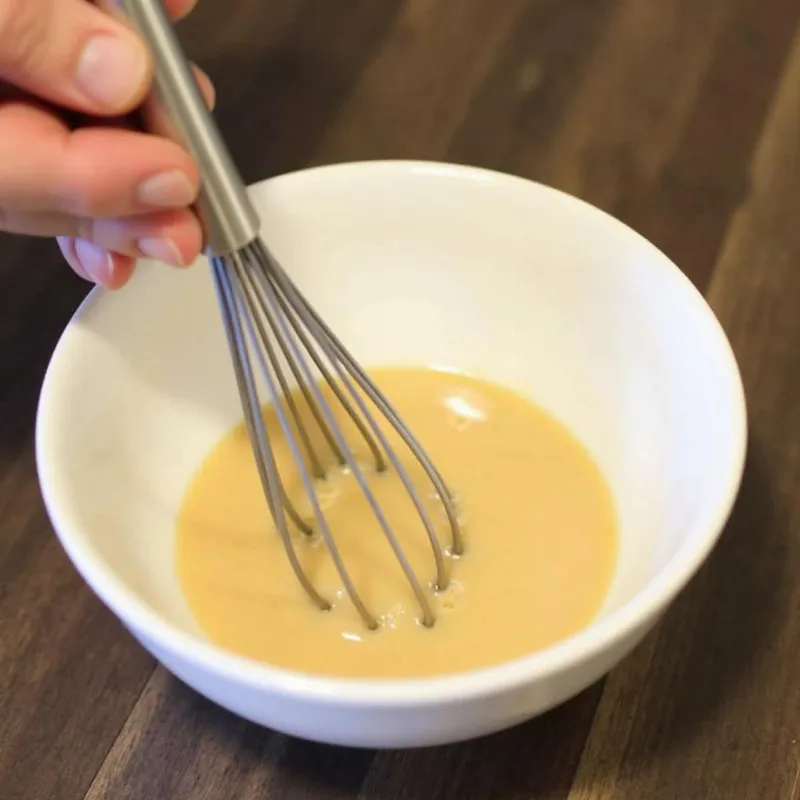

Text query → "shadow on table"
[0,235,89,458]
[163,674,603,800]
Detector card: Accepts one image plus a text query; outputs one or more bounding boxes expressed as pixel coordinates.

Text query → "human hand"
[0,0,213,288]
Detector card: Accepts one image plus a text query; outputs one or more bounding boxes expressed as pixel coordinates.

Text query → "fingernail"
[136,170,197,208]
[139,237,185,267]
[75,239,113,285]
[75,34,149,111]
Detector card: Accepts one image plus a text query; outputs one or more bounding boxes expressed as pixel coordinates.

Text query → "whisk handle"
[117,0,260,256]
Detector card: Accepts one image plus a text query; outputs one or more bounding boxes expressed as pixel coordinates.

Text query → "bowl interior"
[37,162,745,657]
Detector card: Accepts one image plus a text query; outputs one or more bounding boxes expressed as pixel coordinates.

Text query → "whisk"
[120,0,463,630]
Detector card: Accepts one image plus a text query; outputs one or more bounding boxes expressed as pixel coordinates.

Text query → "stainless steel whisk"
[120,0,463,629]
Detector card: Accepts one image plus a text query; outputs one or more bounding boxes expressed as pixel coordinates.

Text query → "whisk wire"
[211,256,329,612]
[234,259,328,480]
[261,241,464,558]
[264,269,387,472]
[230,256,383,628]
[119,0,463,629]
[263,305,347,467]
[259,259,450,594]
[244,251,438,628]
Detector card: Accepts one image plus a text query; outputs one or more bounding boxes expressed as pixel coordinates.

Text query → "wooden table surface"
[1,1,799,797]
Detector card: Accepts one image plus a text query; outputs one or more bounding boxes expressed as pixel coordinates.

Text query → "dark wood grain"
[0,1,798,798]
[0,238,159,800]
[570,27,800,799]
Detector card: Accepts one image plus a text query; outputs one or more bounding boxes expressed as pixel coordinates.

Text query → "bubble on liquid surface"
[428,486,469,535]
[436,578,465,613]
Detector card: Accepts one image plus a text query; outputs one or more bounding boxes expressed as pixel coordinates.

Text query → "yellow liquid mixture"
[176,367,617,678]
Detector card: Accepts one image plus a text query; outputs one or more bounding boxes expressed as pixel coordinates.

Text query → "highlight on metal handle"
[118,0,260,256]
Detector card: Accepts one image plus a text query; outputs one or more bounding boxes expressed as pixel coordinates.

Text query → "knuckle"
[75,217,94,242]
[54,170,105,220]
[58,191,93,218]
[64,191,100,218]
[56,182,117,221]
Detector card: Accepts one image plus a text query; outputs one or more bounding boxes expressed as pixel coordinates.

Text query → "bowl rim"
[35,159,748,707]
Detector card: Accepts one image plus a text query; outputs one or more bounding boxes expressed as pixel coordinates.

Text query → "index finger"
[0,100,199,217]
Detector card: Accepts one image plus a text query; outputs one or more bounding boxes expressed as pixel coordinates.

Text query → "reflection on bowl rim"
[35,160,748,707]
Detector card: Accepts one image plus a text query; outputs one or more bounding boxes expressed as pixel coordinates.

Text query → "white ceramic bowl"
[36,161,746,748]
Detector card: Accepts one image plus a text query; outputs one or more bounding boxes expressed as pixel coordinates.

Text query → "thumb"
[0,0,153,115]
